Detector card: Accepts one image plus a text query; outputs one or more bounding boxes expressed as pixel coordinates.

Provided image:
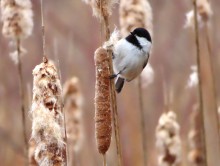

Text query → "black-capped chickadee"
[110,27,152,93]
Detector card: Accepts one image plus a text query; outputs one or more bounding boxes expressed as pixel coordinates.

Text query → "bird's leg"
[109,71,121,79]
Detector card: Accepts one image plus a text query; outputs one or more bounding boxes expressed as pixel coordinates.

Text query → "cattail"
[1,0,33,39]
[94,47,112,155]
[156,111,182,166]
[119,0,153,37]
[188,104,205,165]
[82,0,117,20]
[31,59,66,166]
[185,0,212,29]
[63,77,84,165]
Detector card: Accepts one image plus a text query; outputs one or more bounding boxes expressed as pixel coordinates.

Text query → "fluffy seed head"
[185,0,212,28]
[156,111,182,166]
[84,0,118,20]
[31,60,66,166]
[1,0,33,39]
[187,65,198,88]
[119,0,153,37]
[141,63,154,88]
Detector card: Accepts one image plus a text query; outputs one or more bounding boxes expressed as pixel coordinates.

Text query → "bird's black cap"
[132,28,152,43]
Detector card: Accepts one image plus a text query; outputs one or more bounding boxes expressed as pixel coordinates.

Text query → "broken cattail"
[1,0,33,39]
[119,0,153,37]
[94,47,112,155]
[31,59,66,166]
[188,104,205,165]
[185,0,212,29]
[156,111,182,166]
[63,77,84,165]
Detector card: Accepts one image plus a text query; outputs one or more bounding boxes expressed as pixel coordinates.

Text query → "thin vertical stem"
[100,5,122,166]
[193,0,207,165]
[16,38,28,165]
[205,24,220,147]
[103,154,107,166]
[40,0,46,59]
[138,76,147,166]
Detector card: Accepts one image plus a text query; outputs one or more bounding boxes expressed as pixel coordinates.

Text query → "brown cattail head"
[31,60,66,166]
[94,47,112,154]
[1,0,33,39]
[188,104,205,165]
[156,111,182,166]
[185,0,212,28]
[119,0,153,37]
[83,0,117,20]
[63,77,84,164]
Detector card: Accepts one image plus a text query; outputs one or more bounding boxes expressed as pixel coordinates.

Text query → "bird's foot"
[109,74,117,79]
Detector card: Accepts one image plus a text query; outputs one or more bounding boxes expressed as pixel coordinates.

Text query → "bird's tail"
[115,77,125,93]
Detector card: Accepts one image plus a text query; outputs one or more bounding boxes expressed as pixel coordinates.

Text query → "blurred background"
[0,0,220,165]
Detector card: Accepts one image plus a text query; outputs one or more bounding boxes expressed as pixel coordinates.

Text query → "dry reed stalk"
[40,0,46,58]
[192,0,207,165]
[119,0,153,165]
[156,111,182,166]
[85,0,122,165]
[63,77,84,166]
[29,138,37,166]
[188,104,205,165]
[1,0,33,163]
[31,59,66,166]
[94,48,112,155]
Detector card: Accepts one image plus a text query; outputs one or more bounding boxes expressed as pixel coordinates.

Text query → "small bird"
[111,27,152,93]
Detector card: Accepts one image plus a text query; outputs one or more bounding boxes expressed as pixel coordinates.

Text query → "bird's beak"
[130,32,134,36]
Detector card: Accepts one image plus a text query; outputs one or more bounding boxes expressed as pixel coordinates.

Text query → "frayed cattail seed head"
[188,104,205,165]
[185,0,212,28]
[94,47,112,154]
[156,111,182,166]
[63,77,84,164]
[84,0,118,20]
[120,0,153,37]
[1,0,33,39]
[187,65,198,88]
[31,60,66,166]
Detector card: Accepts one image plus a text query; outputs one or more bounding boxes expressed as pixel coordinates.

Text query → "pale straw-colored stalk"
[1,0,33,163]
[188,104,205,165]
[192,0,207,165]
[119,0,153,164]
[63,77,84,166]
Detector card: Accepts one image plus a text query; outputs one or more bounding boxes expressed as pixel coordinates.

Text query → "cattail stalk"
[40,0,46,58]
[1,0,34,163]
[28,138,37,166]
[31,59,66,166]
[119,0,153,165]
[63,77,83,166]
[192,0,207,165]
[188,105,205,165]
[204,24,220,142]
[156,111,182,166]
[94,48,112,163]
[16,38,28,161]
[88,0,122,165]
